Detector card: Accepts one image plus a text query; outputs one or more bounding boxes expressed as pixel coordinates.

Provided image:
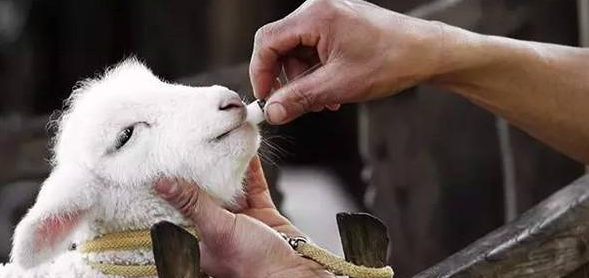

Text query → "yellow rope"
[296,242,394,278]
[86,262,157,277]
[79,227,393,278]
[79,227,198,252]
[79,227,198,277]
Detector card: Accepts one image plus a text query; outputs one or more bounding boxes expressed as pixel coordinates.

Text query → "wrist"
[372,17,484,96]
[429,25,539,95]
[429,23,494,83]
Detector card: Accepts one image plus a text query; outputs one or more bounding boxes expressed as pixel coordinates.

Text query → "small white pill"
[246,100,266,124]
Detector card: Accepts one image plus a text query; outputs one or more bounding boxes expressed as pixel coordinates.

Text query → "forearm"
[431,25,589,164]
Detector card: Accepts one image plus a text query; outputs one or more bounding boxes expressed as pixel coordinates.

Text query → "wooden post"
[497,118,517,222]
[151,221,201,278]
[412,174,589,278]
[337,213,389,271]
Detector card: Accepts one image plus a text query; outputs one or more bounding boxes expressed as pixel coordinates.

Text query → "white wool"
[2,58,260,278]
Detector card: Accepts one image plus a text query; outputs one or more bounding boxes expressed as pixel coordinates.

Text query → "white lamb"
[0,58,260,278]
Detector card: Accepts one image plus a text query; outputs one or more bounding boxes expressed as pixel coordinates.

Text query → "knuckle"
[312,0,334,9]
[254,22,279,45]
[176,186,200,217]
[292,88,316,113]
[253,27,266,45]
[314,0,339,17]
[316,0,355,23]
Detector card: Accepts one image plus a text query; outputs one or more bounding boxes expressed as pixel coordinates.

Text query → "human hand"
[231,156,303,237]
[250,0,448,124]
[155,156,334,278]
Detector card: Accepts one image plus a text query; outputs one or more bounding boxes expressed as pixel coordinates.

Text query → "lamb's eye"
[115,126,134,150]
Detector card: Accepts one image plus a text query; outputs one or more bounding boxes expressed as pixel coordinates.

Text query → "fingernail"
[266,102,287,124]
[155,179,178,197]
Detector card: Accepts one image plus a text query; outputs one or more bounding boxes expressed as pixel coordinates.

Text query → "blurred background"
[0,0,587,277]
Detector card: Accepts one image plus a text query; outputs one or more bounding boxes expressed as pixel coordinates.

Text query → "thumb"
[264,64,340,124]
[155,179,236,244]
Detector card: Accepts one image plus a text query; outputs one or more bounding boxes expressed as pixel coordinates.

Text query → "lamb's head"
[11,59,260,269]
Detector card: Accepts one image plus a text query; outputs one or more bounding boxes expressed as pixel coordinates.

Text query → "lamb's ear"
[11,166,97,268]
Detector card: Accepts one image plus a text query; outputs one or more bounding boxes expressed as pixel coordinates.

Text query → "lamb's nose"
[219,97,244,111]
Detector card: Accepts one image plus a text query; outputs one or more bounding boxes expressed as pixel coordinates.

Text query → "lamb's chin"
[230,121,260,150]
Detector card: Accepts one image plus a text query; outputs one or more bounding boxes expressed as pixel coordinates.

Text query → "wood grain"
[337,212,389,271]
[151,221,201,278]
[412,174,589,278]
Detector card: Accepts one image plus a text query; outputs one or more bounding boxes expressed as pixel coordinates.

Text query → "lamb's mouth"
[213,122,245,141]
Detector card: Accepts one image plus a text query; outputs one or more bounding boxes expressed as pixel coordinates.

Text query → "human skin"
[155,156,335,278]
[249,0,589,164]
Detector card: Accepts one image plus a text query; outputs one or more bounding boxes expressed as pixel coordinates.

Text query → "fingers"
[249,17,304,100]
[155,179,236,241]
[282,46,321,82]
[326,103,341,111]
[244,156,276,209]
[272,78,282,91]
[242,209,303,237]
[283,57,309,82]
[264,64,342,124]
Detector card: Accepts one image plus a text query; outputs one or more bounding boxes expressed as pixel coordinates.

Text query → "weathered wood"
[566,264,589,278]
[337,212,389,272]
[360,88,505,277]
[151,221,201,278]
[411,174,589,278]
[496,118,517,222]
[565,264,589,278]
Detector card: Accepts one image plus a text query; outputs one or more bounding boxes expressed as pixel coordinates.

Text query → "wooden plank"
[496,118,517,222]
[337,212,389,271]
[565,264,589,278]
[151,221,201,278]
[411,174,589,278]
[360,88,505,277]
